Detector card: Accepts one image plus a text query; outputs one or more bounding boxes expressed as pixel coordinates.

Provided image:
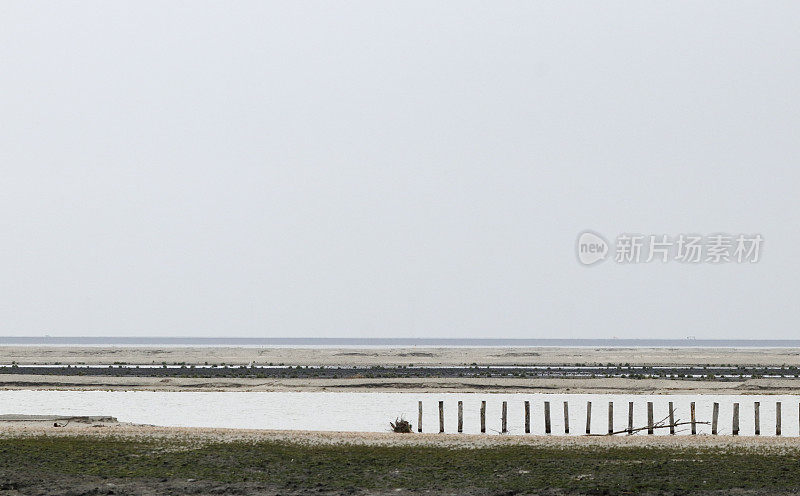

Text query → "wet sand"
[1,373,798,394]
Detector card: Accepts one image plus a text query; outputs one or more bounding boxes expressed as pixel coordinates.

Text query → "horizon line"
[0,336,799,344]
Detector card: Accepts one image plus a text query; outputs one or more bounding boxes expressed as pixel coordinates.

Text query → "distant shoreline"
[1,345,800,395]
[2,337,800,348]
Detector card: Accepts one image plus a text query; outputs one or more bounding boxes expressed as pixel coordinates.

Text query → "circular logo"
[576,231,608,266]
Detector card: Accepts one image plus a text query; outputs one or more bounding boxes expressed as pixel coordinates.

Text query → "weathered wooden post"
[669,402,675,435]
[754,401,760,436]
[732,402,739,436]
[776,401,782,436]
[524,401,530,434]
[480,401,486,433]
[690,402,696,435]
[563,401,570,434]
[608,402,614,434]
[647,402,654,435]
[712,402,719,435]
[501,401,508,433]
[439,401,444,433]
[544,401,551,434]
[627,402,633,435]
[585,401,592,434]
[458,401,463,433]
[418,401,423,433]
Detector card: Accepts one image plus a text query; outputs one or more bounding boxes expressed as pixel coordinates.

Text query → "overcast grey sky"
[1,1,798,338]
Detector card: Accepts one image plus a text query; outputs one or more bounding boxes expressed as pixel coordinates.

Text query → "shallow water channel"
[0,391,794,436]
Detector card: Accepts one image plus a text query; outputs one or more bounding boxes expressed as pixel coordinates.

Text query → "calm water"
[0,391,793,436]
[2,337,800,348]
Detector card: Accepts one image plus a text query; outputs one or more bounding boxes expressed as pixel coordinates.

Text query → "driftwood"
[588,414,710,436]
[390,417,413,433]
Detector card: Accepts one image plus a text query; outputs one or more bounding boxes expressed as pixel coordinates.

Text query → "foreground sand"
[2,421,800,450]
[3,345,800,367]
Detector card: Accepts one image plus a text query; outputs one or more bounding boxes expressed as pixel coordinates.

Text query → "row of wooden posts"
[418,400,785,435]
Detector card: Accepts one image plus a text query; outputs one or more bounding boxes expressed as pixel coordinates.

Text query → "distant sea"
[0,337,799,348]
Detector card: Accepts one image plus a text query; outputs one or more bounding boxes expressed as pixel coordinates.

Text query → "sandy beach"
[3,421,800,449]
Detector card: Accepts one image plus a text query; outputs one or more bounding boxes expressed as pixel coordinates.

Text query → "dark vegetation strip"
[1,436,800,494]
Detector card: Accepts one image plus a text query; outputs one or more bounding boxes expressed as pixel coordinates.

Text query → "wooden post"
[690,402,696,435]
[439,401,444,433]
[458,401,463,433]
[627,402,634,435]
[754,401,760,436]
[647,402,654,435]
[480,401,486,433]
[524,401,530,434]
[501,401,508,433]
[544,401,551,434]
[669,402,675,435]
[607,402,613,434]
[563,401,570,434]
[712,402,719,435]
[732,402,739,436]
[418,401,423,433]
[585,401,592,434]
[776,402,782,436]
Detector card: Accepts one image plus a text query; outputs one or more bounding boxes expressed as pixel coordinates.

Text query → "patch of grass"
[1,436,800,494]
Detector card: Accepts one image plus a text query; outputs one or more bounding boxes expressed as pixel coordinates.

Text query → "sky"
[1,1,799,338]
